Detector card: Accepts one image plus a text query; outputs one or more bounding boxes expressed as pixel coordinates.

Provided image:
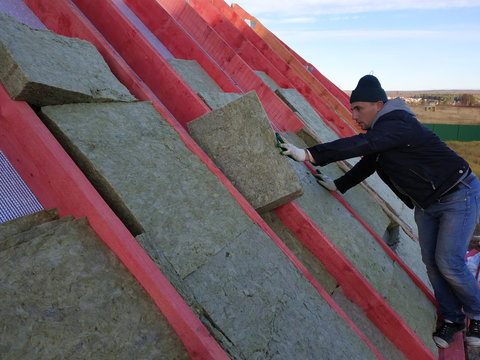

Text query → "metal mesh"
[0,150,43,224]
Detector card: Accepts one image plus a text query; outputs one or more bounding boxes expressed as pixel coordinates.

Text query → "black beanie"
[349,75,387,103]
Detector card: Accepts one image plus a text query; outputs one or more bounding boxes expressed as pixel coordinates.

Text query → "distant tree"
[460,93,476,106]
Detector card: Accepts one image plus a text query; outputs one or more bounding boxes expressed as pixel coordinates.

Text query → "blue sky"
[227,1,480,91]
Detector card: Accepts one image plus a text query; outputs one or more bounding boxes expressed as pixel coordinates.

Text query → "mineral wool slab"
[39,101,377,359]
[262,207,408,360]
[185,222,376,360]
[39,101,252,279]
[393,226,432,292]
[275,88,339,143]
[0,208,58,239]
[188,91,303,213]
[1,215,73,253]
[261,209,338,293]
[0,216,189,360]
[255,70,280,91]
[197,90,241,110]
[166,58,223,93]
[0,11,135,106]
[331,287,408,360]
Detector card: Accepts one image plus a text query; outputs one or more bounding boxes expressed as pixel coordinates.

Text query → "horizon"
[348,89,480,92]
[228,0,480,91]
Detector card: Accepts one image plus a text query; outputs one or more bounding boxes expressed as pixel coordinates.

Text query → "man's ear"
[376,101,385,112]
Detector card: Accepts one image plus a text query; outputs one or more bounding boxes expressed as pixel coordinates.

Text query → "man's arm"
[307,114,413,166]
[334,155,376,193]
[307,135,372,166]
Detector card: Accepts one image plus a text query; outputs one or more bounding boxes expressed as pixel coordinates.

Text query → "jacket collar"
[371,97,416,128]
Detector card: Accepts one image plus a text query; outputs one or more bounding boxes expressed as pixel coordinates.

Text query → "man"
[278,74,480,349]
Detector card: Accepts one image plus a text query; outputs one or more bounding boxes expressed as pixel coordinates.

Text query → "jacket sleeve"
[334,155,376,193]
[307,111,413,166]
[307,134,372,166]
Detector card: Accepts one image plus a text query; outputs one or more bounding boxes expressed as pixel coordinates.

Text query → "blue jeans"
[415,172,480,323]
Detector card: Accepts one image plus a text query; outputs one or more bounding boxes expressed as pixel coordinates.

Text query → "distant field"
[343,90,480,125]
[409,104,480,125]
[386,90,480,98]
[345,90,480,97]
[384,90,480,125]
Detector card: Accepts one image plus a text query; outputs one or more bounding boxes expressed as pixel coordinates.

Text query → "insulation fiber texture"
[39,101,376,359]
[0,11,135,106]
[0,214,189,359]
[188,91,303,213]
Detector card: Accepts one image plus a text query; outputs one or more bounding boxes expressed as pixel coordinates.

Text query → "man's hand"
[276,132,306,162]
[314,172,337,191]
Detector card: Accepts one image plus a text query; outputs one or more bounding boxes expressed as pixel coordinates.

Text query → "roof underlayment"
[0,150,43,223]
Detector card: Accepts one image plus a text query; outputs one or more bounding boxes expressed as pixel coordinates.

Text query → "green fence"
[423,124,480,141]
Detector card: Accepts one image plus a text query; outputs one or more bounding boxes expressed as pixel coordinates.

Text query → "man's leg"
[434,180,480,322]
[415,200,470,349]
[415,207,465,324]
[417,177,480,348]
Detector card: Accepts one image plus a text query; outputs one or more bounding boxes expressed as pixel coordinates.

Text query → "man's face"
[350,101,384,130]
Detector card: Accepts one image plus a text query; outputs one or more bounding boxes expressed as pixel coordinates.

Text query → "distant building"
[425,101,436,112]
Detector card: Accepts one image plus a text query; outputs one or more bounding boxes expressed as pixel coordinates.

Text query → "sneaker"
[433,321,465,348]
[466,319,480,347]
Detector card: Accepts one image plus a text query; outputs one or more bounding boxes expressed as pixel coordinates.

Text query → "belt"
[441,168,473,197]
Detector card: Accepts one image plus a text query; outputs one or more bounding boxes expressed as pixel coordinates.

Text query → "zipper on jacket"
[409,169,436,190]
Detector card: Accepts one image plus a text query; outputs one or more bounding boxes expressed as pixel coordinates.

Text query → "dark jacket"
[307,98,469,209]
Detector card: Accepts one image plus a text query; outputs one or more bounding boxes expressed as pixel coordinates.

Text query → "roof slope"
[0,0,465,359]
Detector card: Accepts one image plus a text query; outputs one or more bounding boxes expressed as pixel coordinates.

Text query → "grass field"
[410,105,480,125]
[445,141,480,178]
[381,90,480,124]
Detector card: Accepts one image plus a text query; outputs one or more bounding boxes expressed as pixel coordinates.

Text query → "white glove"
[314,173,337,191]
[277,142,306,162]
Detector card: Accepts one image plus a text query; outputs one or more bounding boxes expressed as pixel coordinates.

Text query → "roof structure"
[0,0,468,359]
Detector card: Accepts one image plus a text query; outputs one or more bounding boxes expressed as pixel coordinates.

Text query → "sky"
[226,0,480,91]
